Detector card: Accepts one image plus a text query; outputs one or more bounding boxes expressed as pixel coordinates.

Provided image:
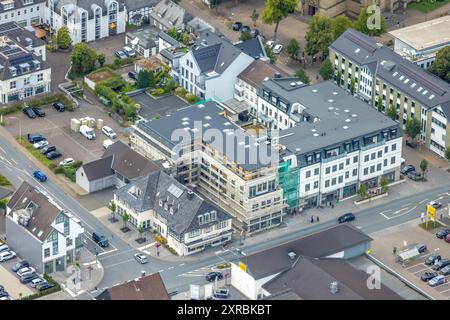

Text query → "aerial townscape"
[1,0,450,306]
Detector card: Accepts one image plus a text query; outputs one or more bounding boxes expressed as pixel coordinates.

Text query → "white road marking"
[419,198,429,204]
[394,207,409,214]
[0,145,5,153]
[168,266,174,270]
[179,263,185,267]
[103,259,134,269]
[98,248,118,256]
[10,158,17,165]
[137,242,157,251]
[158,269,164,273]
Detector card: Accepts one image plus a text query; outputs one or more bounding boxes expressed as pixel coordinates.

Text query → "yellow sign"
[427,205,436,220]
[238,261,247,273]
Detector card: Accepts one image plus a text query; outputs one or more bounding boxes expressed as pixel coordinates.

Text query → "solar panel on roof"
[168,184,183,198]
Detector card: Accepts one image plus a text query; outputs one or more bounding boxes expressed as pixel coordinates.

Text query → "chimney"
[274,72,281,79]
[187,191,194,200]
[288,251,296,260]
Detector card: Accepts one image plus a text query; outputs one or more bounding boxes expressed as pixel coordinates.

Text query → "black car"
[421,271,438,281]
[37,282,54,292]
[401,165,415,175]
[32,107,45,117]
[425,255,441,266]
[27,134,45,144]
[0,290,9,298]
[406,140,417,148]
[436,229,450,239]
[92,232,109,248]
[241,25,250,33]
[432,259,450,271]
[46,151,62,160]
[20,273,38,284]
[206,272,223,282]
[250,29,259,37]
[128,71,137,80]
[338,213,355,224]
[416,243,427,254]
[23,107,37,119]
[12,260,29,272]
[232,22,242,31]
[53,102,65,112]
[407,171,422,181]
[41,145,56,155]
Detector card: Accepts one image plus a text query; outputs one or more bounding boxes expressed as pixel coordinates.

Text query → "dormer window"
[3,2,14,10]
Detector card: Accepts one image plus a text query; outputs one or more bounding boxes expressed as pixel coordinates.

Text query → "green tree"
[332,15,352,40]
[265,45,277,64]
[286,38,300,59]
[136,70,155,89]
[358,184,368,200]
[377,96,383,113]
[336,70,342,87]
[305,14,333,60]
[56,25,72,49]
[122,211,130,229]
[110,201,116,221]
[428,46,450,83]
[319,59,333,80]
[71,43,98,74]
[350,77,355,95]
[380,176,389,194]
[210,0,221,13]
[405,117,421,141]
[420,159,428,180]
[261,0,299,41]
[240,31,253,41]
[181,33,191,46]
[445,147,450,162]
[386,105,398,121]
[250,9,259,27]
[295,69,310,84]
[97,53,106,67]
[138,225,145,240]
[353,7,387,36]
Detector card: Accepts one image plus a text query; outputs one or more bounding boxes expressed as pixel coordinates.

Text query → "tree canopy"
[353,7,387,36]
[305,14,333,58]
[295,69,310,84]
[262,0,299,41]
[70,43,98,74]
[286,38,300,59]
[319,59,333,80]
[428,46,450,83]
[332,15,352,40]
[56,25,72,49]
[405,117,421,140]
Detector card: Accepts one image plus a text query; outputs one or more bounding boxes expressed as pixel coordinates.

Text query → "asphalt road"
[0,134,450,300]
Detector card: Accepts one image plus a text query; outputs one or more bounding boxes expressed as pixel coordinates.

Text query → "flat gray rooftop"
[132,93,188,119]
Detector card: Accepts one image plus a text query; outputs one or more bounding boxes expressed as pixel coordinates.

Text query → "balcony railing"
[361,139,385,151]
[322,152,347,164]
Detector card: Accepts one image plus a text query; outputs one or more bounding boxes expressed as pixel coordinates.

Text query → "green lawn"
[408,0,450,13]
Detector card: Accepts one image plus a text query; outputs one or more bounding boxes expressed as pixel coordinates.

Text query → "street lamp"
[8,116,21,143]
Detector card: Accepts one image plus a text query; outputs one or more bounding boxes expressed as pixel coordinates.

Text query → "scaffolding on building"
[278,161,300,210]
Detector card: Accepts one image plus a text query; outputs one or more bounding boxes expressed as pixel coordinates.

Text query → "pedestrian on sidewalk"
[310,216,314,223]
[316,216,319,222]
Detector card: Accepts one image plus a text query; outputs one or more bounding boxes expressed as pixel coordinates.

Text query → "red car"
[445,234,450,243]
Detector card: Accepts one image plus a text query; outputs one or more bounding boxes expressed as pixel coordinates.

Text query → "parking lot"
[132,92,189,120]
[87,34,126,65]
[5,102,129,165]
[371,219,450,299]
[0,255,38,299]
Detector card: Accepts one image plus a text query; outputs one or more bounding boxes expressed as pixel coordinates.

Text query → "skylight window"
[404,79,409,84]
[355,48,360,53]
[204,116,211,120]
[411,83,416,88]
[399,75,404,80]
[417,87,423,92]
[422,90,428,95]
[182,117,190,121]
[429,94,435,100]
[393,72,398,76]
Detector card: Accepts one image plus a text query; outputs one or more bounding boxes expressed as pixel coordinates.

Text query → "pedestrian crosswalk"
[178,266,214,278]
[137,242,157,254]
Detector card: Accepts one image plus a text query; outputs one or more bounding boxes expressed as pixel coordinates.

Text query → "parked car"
[40,145,56,155]
[266,40,275,49]
[0,290,9,298]
[123,46,136,57]
[441,265,450,276]
[415,243,427,254]
[103,139,114,149]
[273,44,283,54]
[421,271,438,281]
[134,253,148,264]
[128,71,137,80]
[20,273,39,284]
[338,213,355,224]
[432,259,450,271]
[250,29,259,37]
[33,140,48,149]
[92,232,109,248]
[429,201,442,209]
[406,140,417,148]
[425,255,441,265]
[400,165,415,175]
[102,126,117,139]
[436,229,450,239]
[47,151,62,160]
[444,234,450,243]
[205,272,223,282]
[0,244,9,253]
[213,288,229,299]
[115,50,127,59]
[27,134,46,144]
[0,250,16,262]
[36,282,54,292]
[59,158,74,166]
[33,170,47,182]
[80,125,96,140]
[23,107,37,119]
[30,277,47,288]
[53,102,65,112]
[12,260,29,272]
[17,266,36,278]
[428,275,446,287]
[407,171,422,181]
[32,107,45,117]
[241,25,250,33]
[232,22,242,31]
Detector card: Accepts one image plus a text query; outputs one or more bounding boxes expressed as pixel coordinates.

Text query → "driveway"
[132,92,189,119]
[88,34,127,65]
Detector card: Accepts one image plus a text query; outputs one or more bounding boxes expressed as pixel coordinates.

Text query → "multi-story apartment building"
[330,28,450,158]
[47,0,126,43]
[276,81,403,210]
[234,59,286,117]
[149,0,192,32]
[177,31,266,101]
[5,182,84,274]
[114,171,233,256]
[0,0,45,27]
[0,23,51,103]
[130,100,285,234]
[389,16,450,69]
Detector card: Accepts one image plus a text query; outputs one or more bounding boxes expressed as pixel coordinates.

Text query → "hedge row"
[21,274,61,300]
[27,93,76,111]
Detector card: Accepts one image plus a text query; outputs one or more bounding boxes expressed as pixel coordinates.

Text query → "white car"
[102,126,117,139]
[265,40,275,49]
[273,44,283,54]
[33,140,48,149]
[0,250,16,262]
[59,158,74,166]
[17,266,36,277]
[103,139,114,149]
[134,253,148,264]
[30,277,47,288]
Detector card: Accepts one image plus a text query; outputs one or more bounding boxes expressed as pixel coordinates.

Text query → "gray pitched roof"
[127,27,159,49]
[331,28,450,117]
[238,59,286,88]
[115,171,232,236]
[158,31,181,47]
[80,155,114,181]
[235,36,267,60]
[0,0,46,14]
[124,0,160,11]
[149,0,192,30]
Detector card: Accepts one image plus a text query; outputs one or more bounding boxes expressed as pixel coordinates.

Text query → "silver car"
[17,266,36,278]
[0,250,16,262]
[134,253,148,264]
[30,277,47,288]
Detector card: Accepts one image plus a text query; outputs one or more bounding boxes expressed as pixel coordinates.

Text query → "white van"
[103,139,113,149]
[123,46,136,57]
[80,125,96,140]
